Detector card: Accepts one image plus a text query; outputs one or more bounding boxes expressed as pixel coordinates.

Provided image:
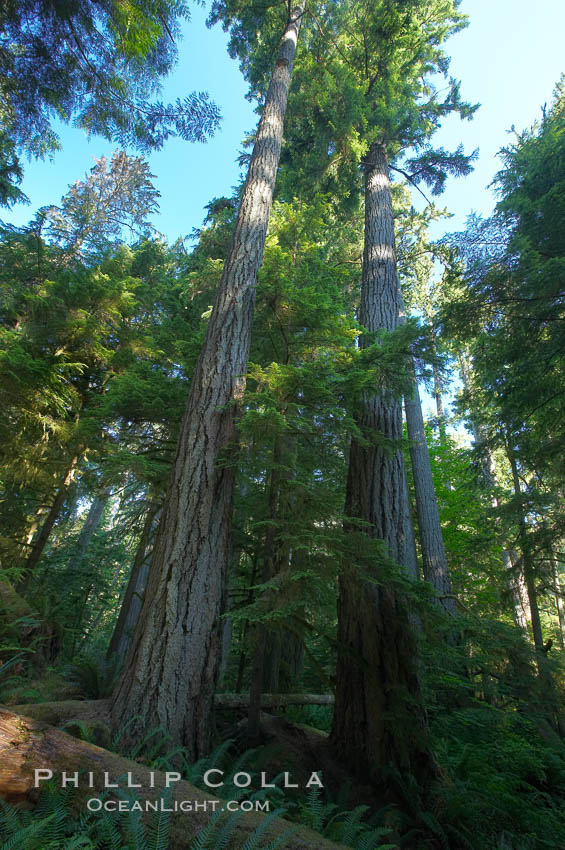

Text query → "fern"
[209,809,246,850]
[355,828,398,850]
[301,784,325,833]
[189,808,226,850]
[338,805,371,845]
[188,738,235,786]
[62,718,97,743]
[0,814,57,850]
[148,787,171,850]
[240,809,287,850]
[260,828,297,850]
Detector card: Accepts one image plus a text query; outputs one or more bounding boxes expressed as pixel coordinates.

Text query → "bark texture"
[331,144,433,785]
[404,364,456,614]
[0,708,347,850]
[111,8,303,760]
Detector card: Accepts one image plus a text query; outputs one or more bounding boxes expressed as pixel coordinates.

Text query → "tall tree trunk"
[111,7,303,759]
[330,143,434,786]
[402,466,420,581]
[506,438,545,654]
[247,437,283,743]
[432,360,447,444]
[66,488,110,576]
[106,504,161,662]
[550,550,565,650]
[21,505,48,558]
[261,434,302,693]
[504,548,530,635]
[235,555,259,693]
[19,453,81,591]
[506,439,564,736]
[404,364,456,615]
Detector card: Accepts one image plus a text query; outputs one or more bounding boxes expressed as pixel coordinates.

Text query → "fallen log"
[9,699,110,726]
[0,707,346,850]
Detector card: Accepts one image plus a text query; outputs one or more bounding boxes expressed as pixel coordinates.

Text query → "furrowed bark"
[111,7,304,760]
[331,143,434,786]
[0,708,347,850]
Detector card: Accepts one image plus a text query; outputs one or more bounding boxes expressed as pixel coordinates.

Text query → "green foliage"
[296,785,398,850]
[64,654,121,699]
[0,0,221,202]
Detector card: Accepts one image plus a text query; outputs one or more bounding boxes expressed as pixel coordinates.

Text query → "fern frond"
[240,808,286,850]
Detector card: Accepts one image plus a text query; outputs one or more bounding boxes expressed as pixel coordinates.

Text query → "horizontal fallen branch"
[8,694,334,727]
[215,693,335,709]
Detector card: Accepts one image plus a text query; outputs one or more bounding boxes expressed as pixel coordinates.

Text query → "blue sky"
[5,0,565,246]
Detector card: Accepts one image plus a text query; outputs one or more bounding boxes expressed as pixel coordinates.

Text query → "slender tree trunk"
[506,442,564,736]
[506,439,545,654]
[402,466,420,581]
[106,505,161,661]
[261,434,301,692]
[330,143,434,786]
[550,550,565,649]
[66,488,110,576]
[427,318,447,446]
[111,8,303,759]
[432,358,447,444]
[504,548,529,635]
[21,505,48,558]
[19,453,80,590]
[235,555,259,693]
[457,350,530,633]
[247,438,283,743]
[404,363,456,614]
[507,448,545,658]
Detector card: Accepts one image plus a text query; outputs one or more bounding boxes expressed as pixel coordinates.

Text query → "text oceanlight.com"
[85,798,271,813]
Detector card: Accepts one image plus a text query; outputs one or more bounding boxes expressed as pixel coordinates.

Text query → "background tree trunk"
[65,488,110,576]
[111,6,303,760]
[457,350,531,633]
[19,453,80,590]
[404,363,456,614]
[550,549,565,649]
[331,143,434,787]
[106,504,161,662]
